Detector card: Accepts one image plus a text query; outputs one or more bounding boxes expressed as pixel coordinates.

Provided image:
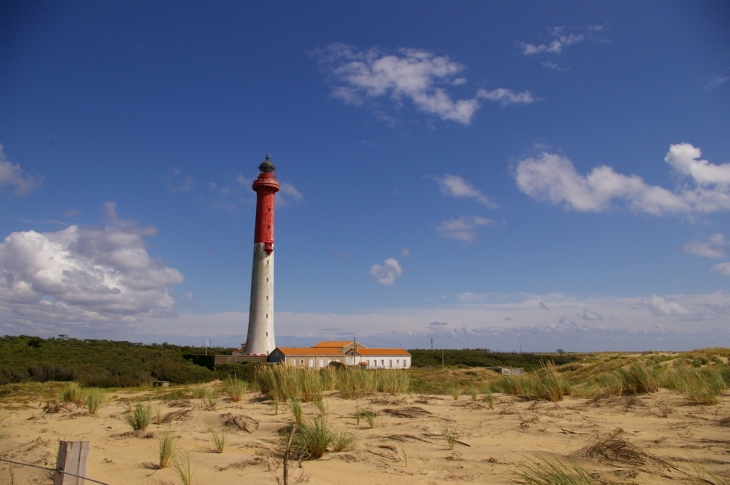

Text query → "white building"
[267,341,411,369]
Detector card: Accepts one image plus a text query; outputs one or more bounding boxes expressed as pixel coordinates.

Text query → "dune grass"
[0,413,9,439]
[209,426,227,453]
[171,448,194,485]
[662,365,727,404]
[85,388,106,415]
[514,454,599,485]
[125,402,152,431]
[289,397,303,425]
[59,382,85,406]
[256,365,410,401]
[223,376,248,402]
[290,415,353,459]
[159,427,179,468]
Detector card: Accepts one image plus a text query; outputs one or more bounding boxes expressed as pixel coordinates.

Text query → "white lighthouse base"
[244,242,275,355]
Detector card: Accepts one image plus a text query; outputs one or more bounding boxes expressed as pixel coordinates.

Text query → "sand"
[1,385,729,484]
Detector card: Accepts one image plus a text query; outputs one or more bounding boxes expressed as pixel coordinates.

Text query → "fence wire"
[0,456,111,485]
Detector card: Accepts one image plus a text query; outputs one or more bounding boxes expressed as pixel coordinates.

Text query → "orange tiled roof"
[275,347,344,356]
[353,348,411,356]
[311,340,367,348]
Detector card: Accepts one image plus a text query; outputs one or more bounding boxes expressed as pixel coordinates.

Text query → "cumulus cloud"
[311,44,533,125]
[682,234,727,259]
[641,295,690,317]
[369,258,403,285]
[0,203,184,328]
[711,262,730,276]
[431,174,498,208]
[515,143,730,217]
[0,143,42,196]
[435,216,493,242]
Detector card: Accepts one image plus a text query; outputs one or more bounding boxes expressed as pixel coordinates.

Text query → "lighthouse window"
[266,296,268,300]
[268,225,270,229]
[267,278,269,282]
[266,314,268,318]
[266,332,268,337]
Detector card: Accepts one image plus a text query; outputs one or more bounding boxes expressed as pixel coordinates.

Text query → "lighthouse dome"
[259,155,276,173]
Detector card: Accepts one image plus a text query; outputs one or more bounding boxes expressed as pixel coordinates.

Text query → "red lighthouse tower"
[243,155,280,355]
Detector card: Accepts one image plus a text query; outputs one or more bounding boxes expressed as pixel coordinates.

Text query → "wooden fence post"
[54,440,90,485]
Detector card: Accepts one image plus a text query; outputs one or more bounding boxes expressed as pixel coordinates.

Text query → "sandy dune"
[1,386,729,484]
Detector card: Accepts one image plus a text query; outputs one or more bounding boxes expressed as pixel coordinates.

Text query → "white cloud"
[518,26,605,70]
[312,44,533,125]
[0,143,42,196]
[641,295,690,317]
[581,309,603,320]
[664,143,730,186]
[515,143,730,216]
[400,248,411,258]
[279,182,304,205]
[369,258,403,285]
[682,234,727,258]
[705,75,729,90]
[166,167,195,193]
[711,262,730,276]
[476,88,535,106]
[435,216,493,242]
[431,174,498,207]
[519,27,587,56]
[0,204,184,328]
[13,291,725,349]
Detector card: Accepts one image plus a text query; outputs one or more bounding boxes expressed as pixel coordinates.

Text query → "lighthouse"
[243,155,280,356]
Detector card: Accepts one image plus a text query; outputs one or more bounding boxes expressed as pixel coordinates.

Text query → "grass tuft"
[209,426,226,453]
[171,448,194,485]
[514,454,599,485]
[85,388,106,415]
[289,397,303,425]
[290,416,351,459]
[159,427,179,468]
[59,382,85,406]
[125,402,152,431]
[223,376,248,402]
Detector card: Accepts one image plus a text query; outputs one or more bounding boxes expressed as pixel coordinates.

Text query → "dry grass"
[514,454,599,485]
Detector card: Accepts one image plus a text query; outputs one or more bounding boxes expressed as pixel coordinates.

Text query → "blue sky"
[1,1,729,351]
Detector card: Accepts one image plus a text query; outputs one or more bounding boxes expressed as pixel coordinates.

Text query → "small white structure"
[268,341,411,369]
